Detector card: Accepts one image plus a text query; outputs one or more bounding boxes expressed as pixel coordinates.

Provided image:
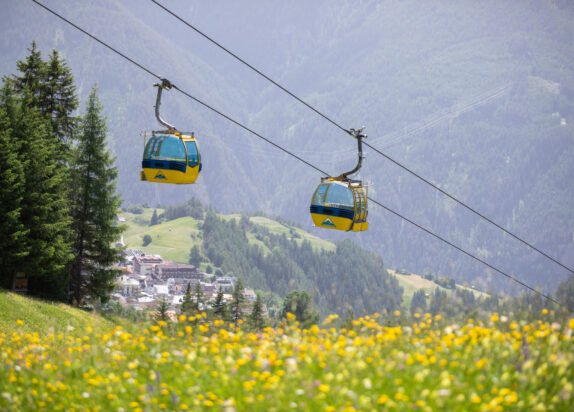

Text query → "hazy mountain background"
[2,0,573,294]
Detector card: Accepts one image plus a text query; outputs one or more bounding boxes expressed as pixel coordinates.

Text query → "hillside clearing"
[0,291,114,334]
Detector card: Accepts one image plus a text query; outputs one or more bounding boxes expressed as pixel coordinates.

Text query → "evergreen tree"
[0,103,29,290]
[555,273,574,312]
[193,281,205,312]
[3,87,73,300]
[249,293,265,330]
[69,87,123,305]
[42,50,78,147]
[430,288,448,315]
[155,297,170,322]
[13,42,45,109]
[281,290,319,328]
[5,43,82,300]
[230,278,245,324]
[189,245,202,268]
[212,286,227,320]
[410,290,428,315]
[150,209,159,226]
[142,234,152,246]
[180,282,193,314]
[13,44,78,155]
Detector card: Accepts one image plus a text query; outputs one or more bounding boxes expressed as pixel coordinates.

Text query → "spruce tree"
[410,290,428,315]
[150,209,159,225]
[249,293,265,330]
[230,278,245,325]
[0,103,29,290]
[189,245,202,268]
[2,43,79,301]
[155,297,170,322]
[42,50,78,149]
[180,282,193,314]
[13,42,45,108]
[69,87,123,305]
[555,274,574,312]
[5,90,73,300]
[430,288,448,315]
[212,286,227,320]
[193,281,205,312]
[281,290,319,328]
[14,44,78,153]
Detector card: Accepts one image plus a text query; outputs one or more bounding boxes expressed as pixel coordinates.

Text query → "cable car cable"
[149,0,349,135]
[149,0,574,276]
[31,0,567,311]
[31,0,162,82]
[367,196,562,307]
[363,141,574,276]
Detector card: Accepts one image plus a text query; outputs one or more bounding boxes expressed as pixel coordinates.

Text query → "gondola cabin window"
[185,140,199,166]
[144,135,186,162]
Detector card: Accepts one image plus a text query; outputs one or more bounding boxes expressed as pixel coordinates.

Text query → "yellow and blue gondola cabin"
[310,178,368,232]
[140,132,201,184]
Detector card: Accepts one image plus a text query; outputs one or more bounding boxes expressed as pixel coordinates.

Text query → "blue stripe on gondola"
[142,159,187,173]
[310,205,355,220]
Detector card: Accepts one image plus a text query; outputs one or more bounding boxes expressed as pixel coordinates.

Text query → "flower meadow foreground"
[1,313,573,411]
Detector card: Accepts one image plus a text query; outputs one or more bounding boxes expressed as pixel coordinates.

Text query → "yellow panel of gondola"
[310,212,355,231]
[140,163,201,184]
[351,221,369,232]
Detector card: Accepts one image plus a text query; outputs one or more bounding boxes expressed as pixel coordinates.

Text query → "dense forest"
[1,1,573,296]
[202,212,403,316]
[0,43,122,304]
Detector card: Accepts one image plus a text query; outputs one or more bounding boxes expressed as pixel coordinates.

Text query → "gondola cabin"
[310,178,368,232]
[140,132,201,184]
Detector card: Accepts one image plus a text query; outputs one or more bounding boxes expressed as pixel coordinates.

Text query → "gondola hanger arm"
[154,78,178,133]
[336,127,367,180]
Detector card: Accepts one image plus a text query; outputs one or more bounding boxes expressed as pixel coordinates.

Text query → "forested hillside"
[124,203,403,317]
[3,0,573,294]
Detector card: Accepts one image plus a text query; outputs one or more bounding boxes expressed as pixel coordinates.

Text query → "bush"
[127,205,144,214]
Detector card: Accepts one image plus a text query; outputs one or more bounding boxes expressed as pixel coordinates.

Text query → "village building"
[155,263,202,280]
[133,254,163,275]
[243,288,257,302]
[153,284,169,296]
[117,275,141,297]
[214,276,237,293]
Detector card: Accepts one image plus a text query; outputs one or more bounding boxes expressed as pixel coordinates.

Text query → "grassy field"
[390,269,489,310]
[122,210,202,263]
[0,291,113,335]
[223,214,337,253]
[122,210,336,265]
[1,293,572,411]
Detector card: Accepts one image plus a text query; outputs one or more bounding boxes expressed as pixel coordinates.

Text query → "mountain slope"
[122,206,488,315]
[122,206,402,316]
[2,0,573,293]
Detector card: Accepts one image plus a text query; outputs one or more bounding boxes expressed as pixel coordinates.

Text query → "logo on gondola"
[322,218,335,227]
[154,171,167,180]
